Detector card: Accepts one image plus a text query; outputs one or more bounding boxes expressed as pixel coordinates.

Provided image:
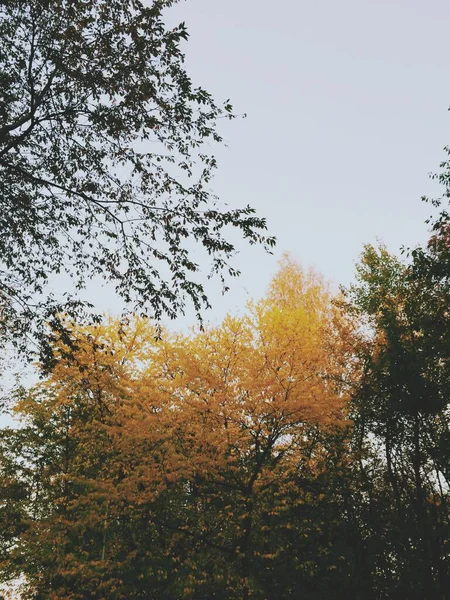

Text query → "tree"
[344,244,450,599]
[148,257,352,599]
[0,258,355,599]
[0,0,275,353]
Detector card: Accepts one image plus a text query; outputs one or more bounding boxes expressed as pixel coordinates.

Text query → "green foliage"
[0,0,275,354]
[344,243,450,599]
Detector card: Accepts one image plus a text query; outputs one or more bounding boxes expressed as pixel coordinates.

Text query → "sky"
[155,0,450,325]
[36,0,450,330]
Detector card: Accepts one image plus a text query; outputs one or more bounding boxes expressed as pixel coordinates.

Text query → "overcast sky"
[46,0,450,329]
[156,0,450,325]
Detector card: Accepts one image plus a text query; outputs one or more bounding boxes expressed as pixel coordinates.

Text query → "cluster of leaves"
[0,0,275,355]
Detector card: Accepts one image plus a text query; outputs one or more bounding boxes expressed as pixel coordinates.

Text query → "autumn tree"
[0,0,274,354]
[0,258,356,599]
[145,257,353,598]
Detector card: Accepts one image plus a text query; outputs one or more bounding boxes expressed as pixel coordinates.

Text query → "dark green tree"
[345,243,450,599]
[0,0,274,353]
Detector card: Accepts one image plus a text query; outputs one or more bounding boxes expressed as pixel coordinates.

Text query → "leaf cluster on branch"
[0,0,275,354]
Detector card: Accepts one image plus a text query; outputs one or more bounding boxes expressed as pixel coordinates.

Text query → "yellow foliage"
[12,256,358,599]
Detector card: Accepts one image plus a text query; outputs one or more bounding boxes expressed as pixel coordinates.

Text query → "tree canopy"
[0,0,274,352]
[0,245,448,598]
[0,258,357,599]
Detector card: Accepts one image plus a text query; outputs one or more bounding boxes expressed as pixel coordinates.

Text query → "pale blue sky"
[48,0,450,328]
[159,0,450,324]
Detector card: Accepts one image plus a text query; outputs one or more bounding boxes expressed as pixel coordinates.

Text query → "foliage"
[0,0,275,353]
[0,249,448,599]
[344,243,450,599]
[0,259,355,599]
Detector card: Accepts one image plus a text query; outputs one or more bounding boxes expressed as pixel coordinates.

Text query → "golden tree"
[2,257,356,599]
